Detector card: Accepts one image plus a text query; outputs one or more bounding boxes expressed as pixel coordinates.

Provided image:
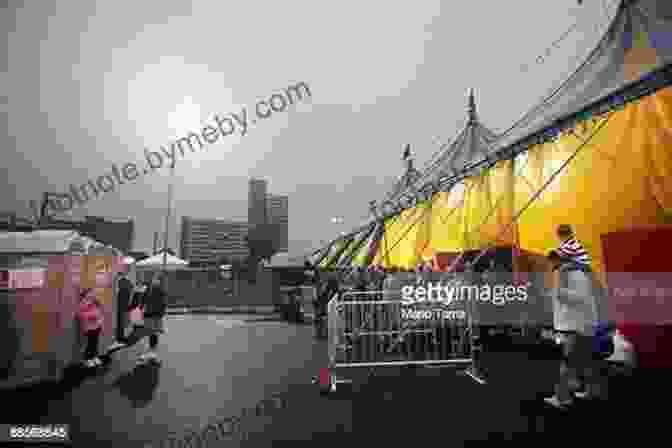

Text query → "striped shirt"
[557,237,591,266]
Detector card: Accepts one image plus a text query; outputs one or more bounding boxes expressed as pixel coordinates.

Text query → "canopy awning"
[135,251,188,268]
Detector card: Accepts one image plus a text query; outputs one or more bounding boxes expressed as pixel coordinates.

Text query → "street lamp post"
[162,158,176,277]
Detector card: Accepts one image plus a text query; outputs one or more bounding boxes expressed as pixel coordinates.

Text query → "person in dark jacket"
[314,274,338,318]
[110,272,134,349]
[304,261,320,286]
[137,274,167,363]
[313,272,339,338]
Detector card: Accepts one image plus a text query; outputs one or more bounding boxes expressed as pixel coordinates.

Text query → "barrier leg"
[463,327,487,385]
[315,367,335,394]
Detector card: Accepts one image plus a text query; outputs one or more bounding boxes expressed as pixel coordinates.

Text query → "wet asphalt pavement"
[1,315,664,446]
[1,314,327,447]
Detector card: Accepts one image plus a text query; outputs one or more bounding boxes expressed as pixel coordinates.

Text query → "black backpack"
[144,286,167,316]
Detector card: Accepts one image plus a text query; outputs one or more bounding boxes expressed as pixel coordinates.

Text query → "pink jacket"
[78,294,104,333]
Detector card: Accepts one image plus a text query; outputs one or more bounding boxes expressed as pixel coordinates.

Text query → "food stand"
[0,230,123,390]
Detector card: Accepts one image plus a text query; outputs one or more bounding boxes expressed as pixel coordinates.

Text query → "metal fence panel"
[324,291,476,388]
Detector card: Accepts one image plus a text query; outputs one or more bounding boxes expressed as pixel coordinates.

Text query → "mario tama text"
[401,308,466,321]
[401,282,530,306]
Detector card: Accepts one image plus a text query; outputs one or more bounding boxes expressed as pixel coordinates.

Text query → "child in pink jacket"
[77,288,104,367]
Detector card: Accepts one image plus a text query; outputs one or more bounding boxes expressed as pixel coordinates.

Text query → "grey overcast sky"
[1,0,618,256]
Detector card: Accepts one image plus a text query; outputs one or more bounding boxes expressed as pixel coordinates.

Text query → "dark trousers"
[149,334,158,349]
[84,329,101,360]
[116,309,127,342]
[116,293,130,341]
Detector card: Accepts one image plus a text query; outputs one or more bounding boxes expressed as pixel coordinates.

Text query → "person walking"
[544,250,600,408]
[303,261,320,290]
[555,224,591,269]
[120,282,148,347]
[137,275,167,364]
[314,272,339,339]
[109,272,134,350]
[302,261,319,321]
[77,288,104,368]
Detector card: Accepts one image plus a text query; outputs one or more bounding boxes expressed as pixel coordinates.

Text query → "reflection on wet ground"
[112,361,161,408]
[0,314,327,447]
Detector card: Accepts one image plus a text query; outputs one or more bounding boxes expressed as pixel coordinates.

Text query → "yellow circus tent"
[377,82,672,276]
[350,221,384,267]
[318,236,351,269]
[314,0,672,278]
[425,188,466,255]
[514,89,672,277]
[305,0,672,368]
[337,223,378,267]
[371,201,432,269]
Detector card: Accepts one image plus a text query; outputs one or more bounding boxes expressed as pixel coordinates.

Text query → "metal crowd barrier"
[320,289,482,393]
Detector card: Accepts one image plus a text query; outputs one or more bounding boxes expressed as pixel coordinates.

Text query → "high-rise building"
[266,195,288,252]
[248,178,268,229]
[180,217,249,263]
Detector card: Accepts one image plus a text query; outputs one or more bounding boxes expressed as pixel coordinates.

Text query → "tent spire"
[402,143,413,171]
[468,88,476,124]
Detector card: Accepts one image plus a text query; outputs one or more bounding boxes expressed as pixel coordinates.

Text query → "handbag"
[129,306,144,326]
[593,322,615,360]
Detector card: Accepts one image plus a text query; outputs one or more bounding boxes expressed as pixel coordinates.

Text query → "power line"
[375,9,590,212]
[518,16,585,74]
[307,3,613,261]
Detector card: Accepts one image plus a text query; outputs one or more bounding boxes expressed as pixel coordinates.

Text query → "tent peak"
[468,88,476,123]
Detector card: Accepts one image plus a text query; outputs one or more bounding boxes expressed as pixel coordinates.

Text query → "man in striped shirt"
[556,224,591,269]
